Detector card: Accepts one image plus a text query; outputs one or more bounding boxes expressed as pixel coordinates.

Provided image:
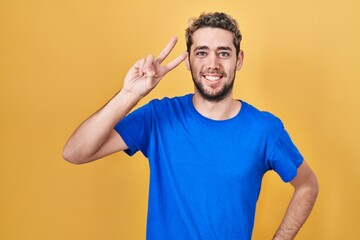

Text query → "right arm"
[62,37,187,164]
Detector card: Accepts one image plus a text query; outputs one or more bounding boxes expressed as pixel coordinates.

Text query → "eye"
[195,51,207,57]
[218,52,230,58]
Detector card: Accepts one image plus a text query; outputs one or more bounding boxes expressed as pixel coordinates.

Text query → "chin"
[197,88,232,102]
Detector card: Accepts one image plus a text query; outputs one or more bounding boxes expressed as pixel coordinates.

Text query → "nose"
[207,53,220,70]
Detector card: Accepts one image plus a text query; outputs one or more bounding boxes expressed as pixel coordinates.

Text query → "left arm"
[273,161,319,240]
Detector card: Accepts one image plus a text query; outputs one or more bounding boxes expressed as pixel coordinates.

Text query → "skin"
[185,27,244,120]
[63,27,318,240]
[62,37,187,164]
[274,161,319,239]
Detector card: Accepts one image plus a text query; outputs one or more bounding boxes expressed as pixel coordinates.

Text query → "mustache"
[200,70,226,76]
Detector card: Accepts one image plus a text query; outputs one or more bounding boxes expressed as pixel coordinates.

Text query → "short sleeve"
[267,128,304,182]
[114,103,152,157]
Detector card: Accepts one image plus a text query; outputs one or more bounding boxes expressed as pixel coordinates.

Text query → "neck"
[192,92,241,120]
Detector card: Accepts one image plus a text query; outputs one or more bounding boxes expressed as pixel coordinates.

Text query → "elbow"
[293,162,320,200]
[308,173,319,198]
[304,175,319,204]
[293,172,319,205]
[312,176,320,200]
[62,144,85,165]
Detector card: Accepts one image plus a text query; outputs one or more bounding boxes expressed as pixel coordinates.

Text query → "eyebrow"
[194,46,209,51]
[218,46,232,51]
[194,46,232,51]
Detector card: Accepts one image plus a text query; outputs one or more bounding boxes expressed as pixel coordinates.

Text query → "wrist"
[118,88,143,104]
[273,236,286,240]
[273,231,293,240]
[273,235,286,240]
[101,89,141,124]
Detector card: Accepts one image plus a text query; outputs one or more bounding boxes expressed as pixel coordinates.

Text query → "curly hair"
[185,12,242,56]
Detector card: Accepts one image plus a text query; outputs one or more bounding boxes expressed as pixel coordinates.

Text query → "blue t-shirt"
[114,94,303,240]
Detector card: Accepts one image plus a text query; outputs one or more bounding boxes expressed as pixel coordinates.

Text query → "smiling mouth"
[203,75,222,82]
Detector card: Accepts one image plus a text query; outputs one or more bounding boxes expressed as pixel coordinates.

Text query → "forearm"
[63,89,141,164]
[273,181,318,239]
[63,37,186,164]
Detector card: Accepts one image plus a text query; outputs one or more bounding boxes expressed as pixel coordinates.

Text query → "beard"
[190,66,236,102]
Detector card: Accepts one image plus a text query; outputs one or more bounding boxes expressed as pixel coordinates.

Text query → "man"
[63,12,318,240]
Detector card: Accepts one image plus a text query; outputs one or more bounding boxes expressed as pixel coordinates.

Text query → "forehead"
[191,27,235,50]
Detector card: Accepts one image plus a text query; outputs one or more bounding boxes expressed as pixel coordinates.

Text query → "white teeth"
[204,76,221,81]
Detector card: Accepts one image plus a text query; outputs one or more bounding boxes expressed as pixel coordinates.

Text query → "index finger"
[155,36,179,64]
[163,52,188,73]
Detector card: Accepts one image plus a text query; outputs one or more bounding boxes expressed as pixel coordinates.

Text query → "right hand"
[122,36,188,98]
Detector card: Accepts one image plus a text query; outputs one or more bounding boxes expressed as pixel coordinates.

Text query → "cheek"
[226,61,238,72]
[189,60,203,72]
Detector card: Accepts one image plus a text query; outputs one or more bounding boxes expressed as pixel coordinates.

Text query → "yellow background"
[1,0,359,239]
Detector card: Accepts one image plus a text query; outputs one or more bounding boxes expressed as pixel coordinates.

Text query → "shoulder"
[242,101,284,131]
[150,94,191,104]
[148,94,192,110]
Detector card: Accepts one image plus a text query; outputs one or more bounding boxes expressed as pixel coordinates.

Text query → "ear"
[236,50,244,71]
[185,54,190,71]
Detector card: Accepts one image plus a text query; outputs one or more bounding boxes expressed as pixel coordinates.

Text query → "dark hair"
[185,12,242,56]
